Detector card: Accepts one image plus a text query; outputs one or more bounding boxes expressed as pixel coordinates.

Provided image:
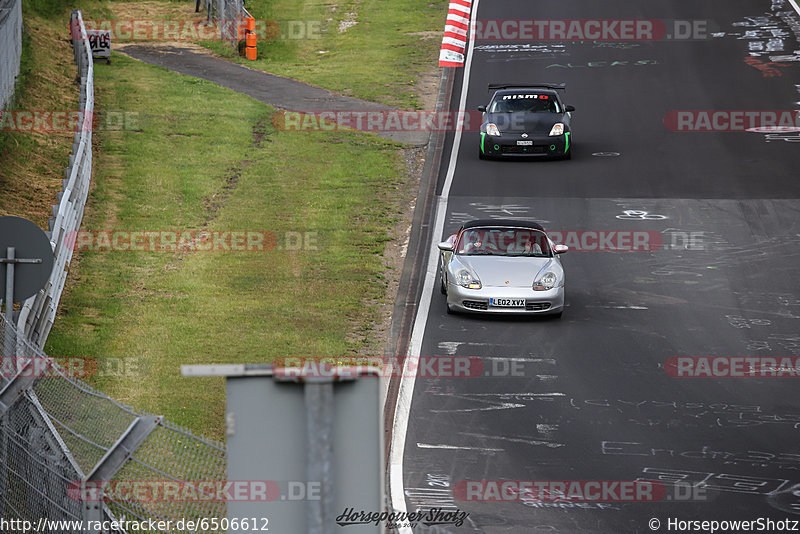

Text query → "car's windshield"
[456,228,551,257]
[488,93,560,113]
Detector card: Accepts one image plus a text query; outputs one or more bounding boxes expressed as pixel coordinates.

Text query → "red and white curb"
[439,0,473,67]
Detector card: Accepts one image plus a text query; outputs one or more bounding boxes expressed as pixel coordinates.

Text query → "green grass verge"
[45,49,406,440]
[202,0,446,109]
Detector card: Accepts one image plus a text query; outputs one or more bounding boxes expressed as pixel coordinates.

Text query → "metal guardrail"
[1,12,228,533]
[17,11,94,348]
[0,0,22,111]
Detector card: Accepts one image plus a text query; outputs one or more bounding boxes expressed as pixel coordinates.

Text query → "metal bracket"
[82,415,161,533]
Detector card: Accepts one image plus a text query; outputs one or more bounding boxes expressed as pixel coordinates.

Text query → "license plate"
[490,298,525,307]
[517,140,533,146]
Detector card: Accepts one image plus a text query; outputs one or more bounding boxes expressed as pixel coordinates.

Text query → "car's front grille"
[501,145,547,154]
[526,302,551,311]
[462,300,488,310]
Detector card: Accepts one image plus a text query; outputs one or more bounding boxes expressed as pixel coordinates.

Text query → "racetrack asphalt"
[394,0,800,532]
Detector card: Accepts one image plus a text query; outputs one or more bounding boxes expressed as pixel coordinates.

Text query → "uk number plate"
[517,140,533,146]
[490,298,525,307]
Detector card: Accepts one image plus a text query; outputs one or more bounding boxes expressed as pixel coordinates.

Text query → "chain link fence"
[0,0,22,111]
[2,11,229,533]
[202,0,245,42]
[2,305,227,532]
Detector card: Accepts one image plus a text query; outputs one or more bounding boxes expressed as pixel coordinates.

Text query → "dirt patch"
[104,1,203,25]
[358,70,440,357]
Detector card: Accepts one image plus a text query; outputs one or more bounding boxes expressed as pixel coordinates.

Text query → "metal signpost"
[182,363,385,533]
[0,216,54,360]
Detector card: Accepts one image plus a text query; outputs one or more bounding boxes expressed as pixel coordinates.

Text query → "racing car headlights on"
[549,123,565,136]
[485,123,501,136]
[533,272,558,291]
[456,268,482,290]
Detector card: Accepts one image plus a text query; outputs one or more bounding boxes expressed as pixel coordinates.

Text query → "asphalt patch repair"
[116,44,428,146]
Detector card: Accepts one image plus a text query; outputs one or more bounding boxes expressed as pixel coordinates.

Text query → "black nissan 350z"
[478,83,575,160]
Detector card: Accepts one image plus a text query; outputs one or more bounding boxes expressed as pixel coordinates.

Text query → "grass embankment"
[5,0,432,439]
[204,0,446,108]
[0,6,77,224]
[69,0,446,109]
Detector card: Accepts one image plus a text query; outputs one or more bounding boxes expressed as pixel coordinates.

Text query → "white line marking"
[585,305,649,310]
[459,432,565,448]
[388,0,481,530]
[788,0,800,16]
[431,402,526,413]
[417,442,505,451]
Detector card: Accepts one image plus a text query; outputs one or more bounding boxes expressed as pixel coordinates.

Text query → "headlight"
[456,268,482,289]
[533,272,557,291]
[485,123,500,136]
[549,123,564,136]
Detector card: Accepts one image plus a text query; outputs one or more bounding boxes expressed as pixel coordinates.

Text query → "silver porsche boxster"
[438,219,567,316]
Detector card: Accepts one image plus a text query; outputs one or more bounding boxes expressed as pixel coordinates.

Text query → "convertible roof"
[461,219,545,231]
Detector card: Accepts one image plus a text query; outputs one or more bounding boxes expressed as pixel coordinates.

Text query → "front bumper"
[446,284,565,314]
[480,132,570,158]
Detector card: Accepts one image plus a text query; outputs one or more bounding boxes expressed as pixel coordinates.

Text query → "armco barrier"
[2,12,228,533]
[17,11,94,348]
[0,0,23,110]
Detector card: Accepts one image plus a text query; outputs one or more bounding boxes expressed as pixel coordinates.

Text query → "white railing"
[17,10,94,348]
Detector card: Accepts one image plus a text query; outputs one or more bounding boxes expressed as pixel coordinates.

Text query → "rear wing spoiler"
[487,83,566,92]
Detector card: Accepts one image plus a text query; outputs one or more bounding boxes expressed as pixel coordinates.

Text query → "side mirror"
[438,241,454,252]
[553,244,569,254]
[477,105,487,113]
[564,105,575,112]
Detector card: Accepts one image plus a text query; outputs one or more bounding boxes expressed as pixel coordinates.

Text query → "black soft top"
[460,219,545,231]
